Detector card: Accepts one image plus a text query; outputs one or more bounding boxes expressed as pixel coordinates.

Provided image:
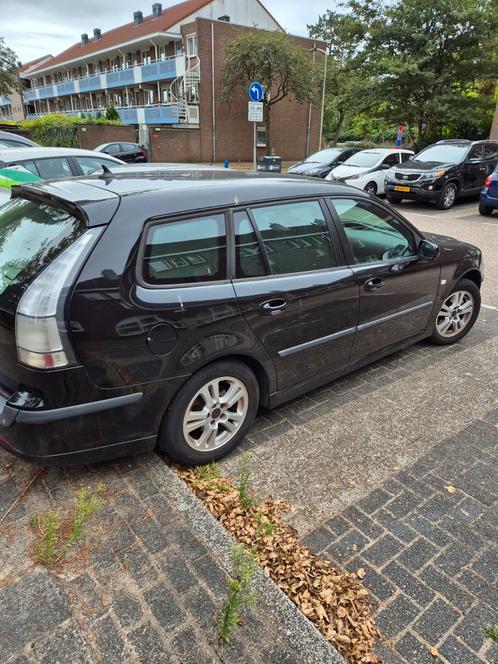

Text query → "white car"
[326,148,414,195]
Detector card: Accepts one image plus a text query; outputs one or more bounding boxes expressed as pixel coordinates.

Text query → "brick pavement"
[302,409,498,663]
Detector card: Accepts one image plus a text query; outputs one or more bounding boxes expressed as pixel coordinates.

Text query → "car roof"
[0,147,125,163]
[13,169,370,226]
[0,130,38,147]
[355,148,413,155]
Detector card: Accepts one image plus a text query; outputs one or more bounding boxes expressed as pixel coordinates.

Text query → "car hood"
[331,164,373,178]
[288,162,329,174]
[395,159,455,172]
[424,231,480,255]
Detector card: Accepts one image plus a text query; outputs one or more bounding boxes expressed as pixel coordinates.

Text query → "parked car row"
[290,139,498,210]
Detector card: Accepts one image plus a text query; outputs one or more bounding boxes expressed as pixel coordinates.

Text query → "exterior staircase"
[169,56,200,123]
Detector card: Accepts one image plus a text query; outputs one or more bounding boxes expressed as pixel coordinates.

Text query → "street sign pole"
[248,82,264,172]
[253,121,257,171]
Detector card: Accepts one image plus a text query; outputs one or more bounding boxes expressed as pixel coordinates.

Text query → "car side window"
[35,157,72,179]
[468,145,483,161]
[249,200,337,275]
[401,152,411,162]
[233,211,266,279]
[16,160,39,175]
[121,143,136,152]
[142,214,227,285]
[484,143,498,160]
[331,198,416,264]
[383,154,400,167]
[105,144,120,154]
[75,156,117,175]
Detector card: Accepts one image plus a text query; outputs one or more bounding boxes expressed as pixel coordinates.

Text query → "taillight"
[141,148,146,159]
[485,175,492,188]
[15,228,102,370]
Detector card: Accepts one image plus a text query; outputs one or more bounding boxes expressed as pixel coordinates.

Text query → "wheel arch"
[459,269,482,288]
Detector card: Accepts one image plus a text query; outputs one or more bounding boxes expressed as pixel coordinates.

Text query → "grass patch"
[485,626,498,642]
[218,545,256,642]
[236,453,258,509]
[33,483,105,566]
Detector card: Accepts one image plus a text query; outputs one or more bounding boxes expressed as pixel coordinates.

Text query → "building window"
[175,41,183,56]
[186,35,197,57]
[256,127,266,148]
[144,89,154,105]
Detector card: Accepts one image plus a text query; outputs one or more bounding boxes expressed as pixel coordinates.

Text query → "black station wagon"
[0,170,483,466]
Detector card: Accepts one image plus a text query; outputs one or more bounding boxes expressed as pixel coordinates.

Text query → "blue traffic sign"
[248,82,264,102]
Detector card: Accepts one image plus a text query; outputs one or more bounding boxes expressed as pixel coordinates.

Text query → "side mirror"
[418,239,439,260]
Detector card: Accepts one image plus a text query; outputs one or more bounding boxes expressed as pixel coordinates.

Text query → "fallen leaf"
[357,568,366,579]
[346,479,356,487]
[444,485,457,494]
[430,646,439,657]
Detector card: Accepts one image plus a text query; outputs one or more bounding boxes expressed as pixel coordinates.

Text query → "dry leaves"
[178,468,381,664]
[430,646,440,658]
[444,485,457,494]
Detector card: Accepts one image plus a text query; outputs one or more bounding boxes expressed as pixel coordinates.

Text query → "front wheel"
[479,201,493,216]
[436,182,458,210]
[158,360,259,465]
[428,279,480,345]
[364,181,377,195]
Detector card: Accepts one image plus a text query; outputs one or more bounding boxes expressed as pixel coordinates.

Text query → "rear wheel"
[158,360,259,465]
[364,181,377,195]
[387,195,403,204]
[479,201,493,216]
[428,279,480,345]
[436,182,458,210]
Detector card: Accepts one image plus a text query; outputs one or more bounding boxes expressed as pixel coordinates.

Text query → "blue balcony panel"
[141,60,177,82]
[143,106,179,124]
[118,108,138,124]
[107,69,135,88]
[79,75,102,92]
[38,86,55,100]
[56,81,74,96]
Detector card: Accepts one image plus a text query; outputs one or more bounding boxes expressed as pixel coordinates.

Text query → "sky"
[1,0,331,65]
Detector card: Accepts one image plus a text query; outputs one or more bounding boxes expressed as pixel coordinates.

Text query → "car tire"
[436,182,458,210]
[158,360,259,465]
[387,195,403,204]
[479,201,493,216]
[364,182,377,195]
[428,278,480,346]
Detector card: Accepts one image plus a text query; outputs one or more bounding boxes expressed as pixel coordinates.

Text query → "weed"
[32,483,105,566]
[236,453,257,509]
[218,545,256,642]
[190,462,221,490]
[485,626,498,642]
[254,511,276,538]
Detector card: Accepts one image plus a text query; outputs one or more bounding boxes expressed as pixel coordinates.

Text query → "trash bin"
[256,155,282,173]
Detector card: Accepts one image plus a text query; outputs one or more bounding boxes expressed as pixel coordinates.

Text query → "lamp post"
[308,46,328,151]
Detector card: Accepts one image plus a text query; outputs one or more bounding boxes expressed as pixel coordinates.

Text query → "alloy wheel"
[442,184,456,209]
[436,290,474,338]
[182,376,249,451]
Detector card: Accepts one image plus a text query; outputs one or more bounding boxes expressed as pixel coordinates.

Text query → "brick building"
[19,0,324,161]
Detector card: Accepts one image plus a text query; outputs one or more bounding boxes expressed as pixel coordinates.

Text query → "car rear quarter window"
[142,214,227,285]
[35,157,72,179]
[104,144,121,155]
[233,211,266,279]
[484,143,498,160]
[74,156,118,175]
[121,144,137,152]
[249,200,337,275]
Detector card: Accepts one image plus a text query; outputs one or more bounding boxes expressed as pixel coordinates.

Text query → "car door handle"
[259,298,288,315]
[364,278,384,291]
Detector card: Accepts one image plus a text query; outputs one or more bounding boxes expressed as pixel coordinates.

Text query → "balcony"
[23,56,184,102]
[26,104,181,125]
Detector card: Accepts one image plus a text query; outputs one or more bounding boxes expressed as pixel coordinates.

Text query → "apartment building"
[20,0,324,160]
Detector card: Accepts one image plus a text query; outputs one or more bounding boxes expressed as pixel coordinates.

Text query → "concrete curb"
[146,455,347,664]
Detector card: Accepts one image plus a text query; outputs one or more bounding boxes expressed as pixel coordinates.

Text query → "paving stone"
[175,527,210,560]
[353,561,397,602]
[171,627,215,664]
[417,492,458,521]
[36,620,92,663]
[383,560,435,607]
[128,623,172,663]
[396,632,437,664]
[433,542,475,576]
[374,639,405,664]
[385,491,421,518]
[326,529,368,563]
[160,556,197,593]
[471,546,498,582]
[183,587,218,630]
[94,615,126,662]
[0,478,26,520]
[374,510,417,544]
[413,598,460,643]
[375,594,419,639]
[341,506,384,540]
[356,488,392,514]
[301,526,334,553]
[191,556,228,598]
[406,515,450,547]
[445,495,486,524]
[0,571,70,660]
[129,515,169,553]
[362,535,403,567]
[112,592,143,629]
[419,565,474,612]
[118,546,158,585]
[454,604,498,652]
[458,569,498,610]
[439,635,481,664]
[325,514,351,536]
[396,538,437,572]
[143,583,183,632]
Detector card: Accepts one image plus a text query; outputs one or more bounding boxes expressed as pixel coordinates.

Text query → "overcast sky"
[2,0,331,64]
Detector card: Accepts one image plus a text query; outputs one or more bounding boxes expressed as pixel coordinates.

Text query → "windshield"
[0,198,83,305]
[343,152,382,168]
[414,145,468,163]
[304,149,343,164]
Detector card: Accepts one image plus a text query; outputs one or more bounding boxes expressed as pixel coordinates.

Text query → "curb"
[146,455,347,664]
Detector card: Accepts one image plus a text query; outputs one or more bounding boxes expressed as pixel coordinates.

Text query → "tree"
[309,0,498,146]
[221,30,319,153]
[105,105,120,121]
[0,37,19,96]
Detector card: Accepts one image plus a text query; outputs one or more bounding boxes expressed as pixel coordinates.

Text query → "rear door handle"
[364,278,384,291]
[259,298,287,315]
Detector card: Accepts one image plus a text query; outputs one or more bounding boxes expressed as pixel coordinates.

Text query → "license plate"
[394,185,411,192]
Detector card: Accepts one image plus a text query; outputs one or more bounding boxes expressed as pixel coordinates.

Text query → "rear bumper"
[480,190,498,208]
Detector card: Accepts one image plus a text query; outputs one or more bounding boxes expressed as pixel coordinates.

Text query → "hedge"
[12,113,123,148]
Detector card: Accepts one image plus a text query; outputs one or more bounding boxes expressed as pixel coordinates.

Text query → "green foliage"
[12,113,122,147]
[190,462,221,490]
[33,483,105,566]
[0,37,18,96]
[222,30,319,152]
[218,545,256,642]
[310,0,498,145]
[105,105,120,121]
[485,626,498,642]
[236,453,257,509]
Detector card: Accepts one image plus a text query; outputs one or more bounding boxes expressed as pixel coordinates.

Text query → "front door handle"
[259,298,287,315]
[364,278,384,291]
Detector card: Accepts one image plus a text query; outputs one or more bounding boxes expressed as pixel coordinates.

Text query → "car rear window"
[0,198,84,308]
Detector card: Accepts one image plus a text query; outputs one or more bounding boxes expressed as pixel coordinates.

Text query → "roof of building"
[23,0,213,76]
[18,54,54,75]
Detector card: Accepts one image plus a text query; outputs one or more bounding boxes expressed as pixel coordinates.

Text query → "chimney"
[81,33,89,45]
[16,60,22,68]
[218,15,230,22]
[134,11,143,24]
[93,28,101,39]
[152,3,162,18]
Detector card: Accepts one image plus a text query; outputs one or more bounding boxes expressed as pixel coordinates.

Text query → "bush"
[105,105,120,121]
[13,113,123,147]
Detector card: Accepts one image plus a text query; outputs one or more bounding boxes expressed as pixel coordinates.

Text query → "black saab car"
[385,139,498,209]
[288,147,360,178]
[0,171,483,466]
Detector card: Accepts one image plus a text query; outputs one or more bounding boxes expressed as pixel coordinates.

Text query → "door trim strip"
[357,300,434,332]
[278,326,356,358]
